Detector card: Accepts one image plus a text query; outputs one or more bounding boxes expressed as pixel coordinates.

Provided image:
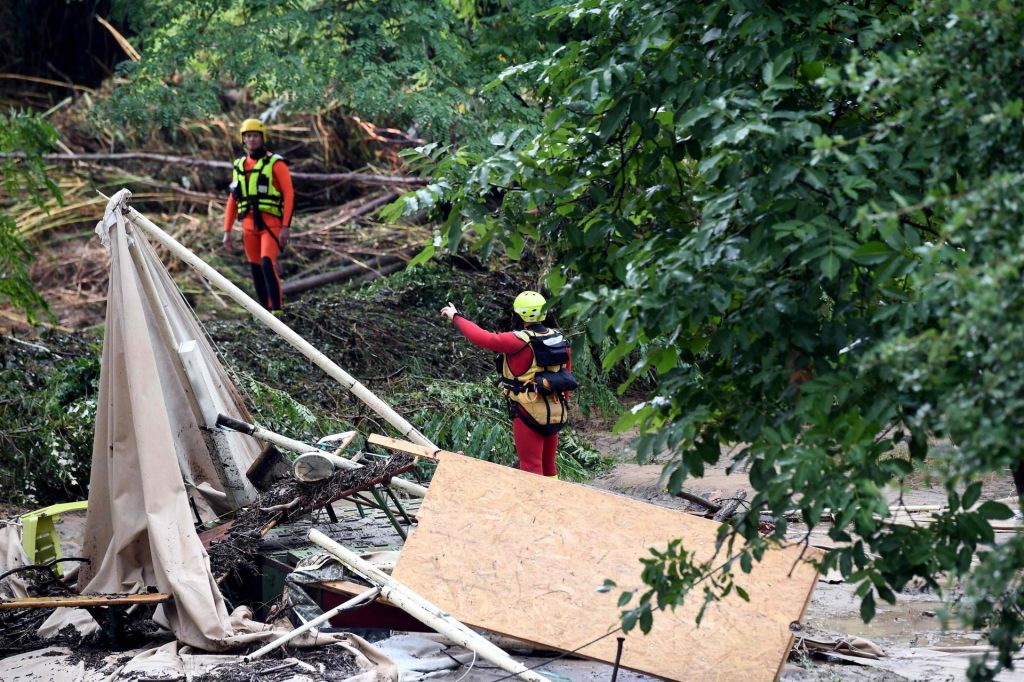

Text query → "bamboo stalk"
[309,530,549,682]
[105,190,435,450]
[0,74,94,92]
[243,587,380,661]
[95,15,141,61]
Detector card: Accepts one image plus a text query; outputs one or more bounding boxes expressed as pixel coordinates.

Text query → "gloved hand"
[222,231,233,250]
[439,302,458,321]
[279,226,290,251]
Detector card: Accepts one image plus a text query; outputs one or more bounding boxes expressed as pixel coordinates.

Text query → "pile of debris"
[0,195,821,682]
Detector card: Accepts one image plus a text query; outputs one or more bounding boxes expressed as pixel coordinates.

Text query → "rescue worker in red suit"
[222,118,294,313]
[440,291,573,478]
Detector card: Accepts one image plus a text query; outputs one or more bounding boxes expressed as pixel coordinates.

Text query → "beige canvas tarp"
[0,523,31,599]
[38,190,260,648]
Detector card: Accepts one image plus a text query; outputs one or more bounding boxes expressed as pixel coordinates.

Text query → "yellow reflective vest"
[230,153,285,218]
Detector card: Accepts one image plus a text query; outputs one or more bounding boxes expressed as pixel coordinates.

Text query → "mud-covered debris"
[190,644,360,682]
[207,453,413,578]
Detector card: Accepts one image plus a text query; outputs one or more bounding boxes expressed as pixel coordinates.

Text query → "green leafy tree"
[388,0,1024,677]
[0,110,59,323]
[105,0,564,147]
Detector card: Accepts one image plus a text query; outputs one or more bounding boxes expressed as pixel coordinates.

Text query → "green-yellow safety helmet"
[513,290,546,322]
[239,118,266,142]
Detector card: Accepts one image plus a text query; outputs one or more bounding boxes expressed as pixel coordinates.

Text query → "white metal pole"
[121,203,434,448]
[309,530,549,682]
[243,587,380,661]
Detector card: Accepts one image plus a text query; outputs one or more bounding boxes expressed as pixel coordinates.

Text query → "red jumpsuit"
[453,315,569,477]
[224,155,294,310]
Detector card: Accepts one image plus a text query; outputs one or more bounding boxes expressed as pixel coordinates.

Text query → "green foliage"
[402,380,611,481]
[0,110,60,323]
[392,0,1024,676]
[104,0,563,148]
[566,332,621,419]
[229,368,353,443]
[0,336,100,504]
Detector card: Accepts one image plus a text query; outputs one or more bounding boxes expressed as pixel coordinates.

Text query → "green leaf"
[638,605,654,633]
[820,253,840,279]
[860,590,876,623]
[701,27,722,44]
[962,481,983,510]
[622,608,638,633]
[406,244,436,269]
[977,501,1014,521]
[851,241,893,265]
[546,269,568,296]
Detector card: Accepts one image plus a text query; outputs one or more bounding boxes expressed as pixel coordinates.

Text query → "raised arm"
[440,302,526,353]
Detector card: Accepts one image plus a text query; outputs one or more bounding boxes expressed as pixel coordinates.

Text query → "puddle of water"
[819,600,982,648]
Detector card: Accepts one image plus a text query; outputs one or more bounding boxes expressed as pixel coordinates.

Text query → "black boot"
[261,256,282,311]
[249,262,269,308]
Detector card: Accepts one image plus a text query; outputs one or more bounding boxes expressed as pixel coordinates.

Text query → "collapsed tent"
[25,190,394,672]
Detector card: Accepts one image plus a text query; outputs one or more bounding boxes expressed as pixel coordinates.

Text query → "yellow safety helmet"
[239,118,266,142]
[513,290,547,322]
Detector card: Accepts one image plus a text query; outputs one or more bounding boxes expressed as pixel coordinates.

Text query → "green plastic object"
[20,500,88,576]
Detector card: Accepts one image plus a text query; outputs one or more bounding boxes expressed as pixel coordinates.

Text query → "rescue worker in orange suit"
[222,118,294,313]
[440,291,575,478]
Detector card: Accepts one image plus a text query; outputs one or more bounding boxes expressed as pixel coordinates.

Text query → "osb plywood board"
[392,452,819,682]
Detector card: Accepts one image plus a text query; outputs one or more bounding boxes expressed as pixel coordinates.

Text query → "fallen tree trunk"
[3,151,428,186]
[312,191,401,232]
[351,259,406,284]
[282,254,405,296]
[673,490,722,514]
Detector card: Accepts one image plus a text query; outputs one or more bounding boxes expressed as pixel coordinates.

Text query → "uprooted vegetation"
[206,452,415,579]
[4,86,429,330]
[1,258,620,507]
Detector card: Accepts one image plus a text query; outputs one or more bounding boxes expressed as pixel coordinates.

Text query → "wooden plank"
[368,434,446,461]
[0,593,172,610]
[321,579,398,606]
[392,453,820,682]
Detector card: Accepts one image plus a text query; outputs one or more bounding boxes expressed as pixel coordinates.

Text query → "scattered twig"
[2,336,54,355]
[259,496,301,513]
